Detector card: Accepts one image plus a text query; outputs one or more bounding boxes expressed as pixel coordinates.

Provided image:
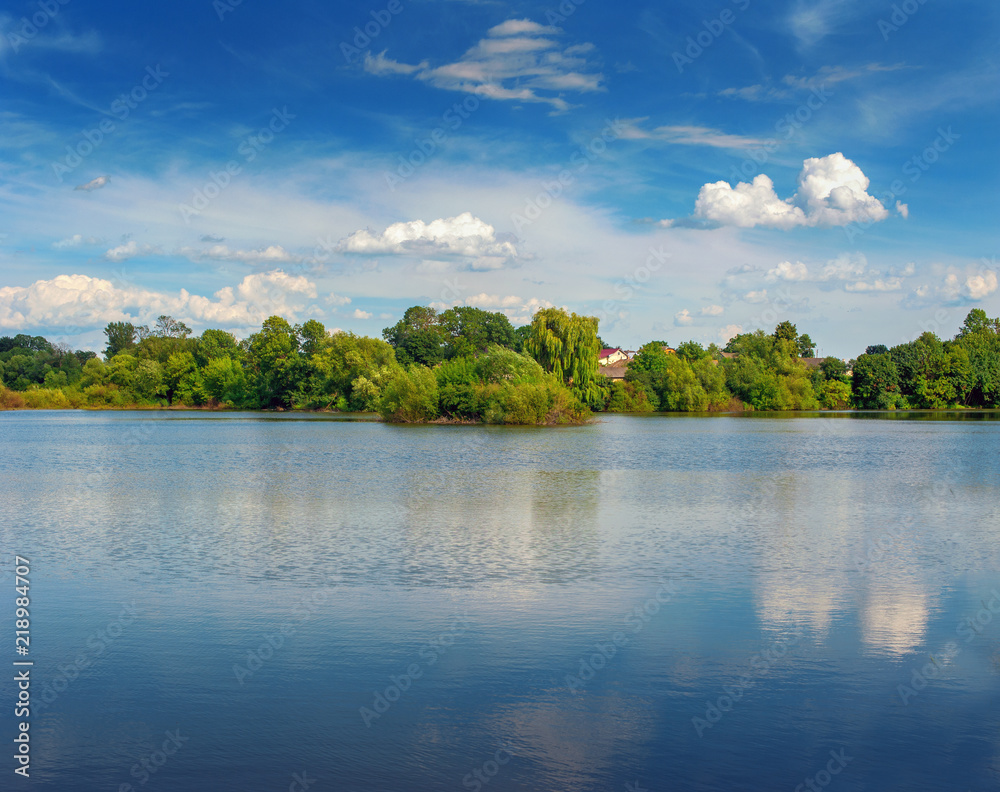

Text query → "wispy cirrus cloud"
[619,119,770,149]
[363,18,603,112]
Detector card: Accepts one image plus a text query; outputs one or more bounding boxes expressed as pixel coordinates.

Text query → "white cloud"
[363,51,425,76]
[719,324,743,343]
[53,234,103,249]
[700,304,724,316]
[339,212,517,263]
[429,292,555,325]
[693,153,889,229]
[75,175,109,192]
[674,309,694,326]
[896,201,909,219]
[0,270,319,331]
[742,289,769,304]
[351,309,372,319]
[766,260,810,281]
[844,278,903,292]
[964,271,998,300]
[940,270,998,302]
[820,252,869,281]
[619,120,771,149]
[177,244,299,264]
[105,241,159,262]
[363,19,602,111]
[488,19,560,37]
[787,0,867,47]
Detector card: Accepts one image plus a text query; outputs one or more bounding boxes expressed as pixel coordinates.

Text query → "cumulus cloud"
[819,252,869,281]
[674,309,694,326]
[766,260,810,282]
[692,153,889,229]
[700,304,724,316]
[742,290,769,304]
[363,19,602,112]
[0,270,320,331]
[75,175,109,192]
[339,212,517,268]
[105,241,159,262]
[351,309,372,320]
[939,270,999,302]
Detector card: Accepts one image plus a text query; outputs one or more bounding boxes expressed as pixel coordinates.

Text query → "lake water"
[2,410,999,791]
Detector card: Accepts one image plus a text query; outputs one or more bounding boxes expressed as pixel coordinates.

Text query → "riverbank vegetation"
[1,308,998,420]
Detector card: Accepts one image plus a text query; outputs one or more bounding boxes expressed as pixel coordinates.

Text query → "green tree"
[525,308,602,406]
[773,321,798,343]
[297,319,328,357]
[103,322,138,360]
[378,366,440,422]
[382,306,447,366]
[675,341,710,362]
[851,353,901,409]
[245,316,300,408]
[797,333,816,357]
[195,329,243,367]
[819,357,847,381]
[439,306,516,357]
[153,315,192,338]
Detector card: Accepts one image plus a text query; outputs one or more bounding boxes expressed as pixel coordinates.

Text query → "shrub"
[378,366,440,422]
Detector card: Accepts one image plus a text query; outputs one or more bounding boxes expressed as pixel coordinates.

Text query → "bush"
[378,366,440,422]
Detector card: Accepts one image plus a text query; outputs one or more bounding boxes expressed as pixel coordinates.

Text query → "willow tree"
[525,308,602,405]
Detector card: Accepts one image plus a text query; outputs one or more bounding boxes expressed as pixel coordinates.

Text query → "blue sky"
[1,0,997,357]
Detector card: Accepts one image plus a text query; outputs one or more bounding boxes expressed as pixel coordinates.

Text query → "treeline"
[1,307,998,419]
[851,310,1000,409]
[0,308,593,424]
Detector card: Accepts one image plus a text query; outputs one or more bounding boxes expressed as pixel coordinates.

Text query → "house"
[598,348,628,366]
[601,365,628,380]
[800,357,825,370]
